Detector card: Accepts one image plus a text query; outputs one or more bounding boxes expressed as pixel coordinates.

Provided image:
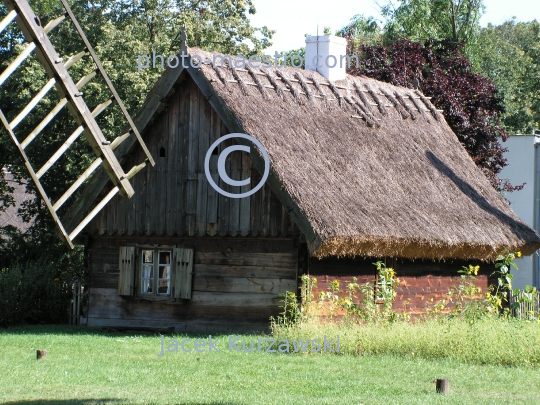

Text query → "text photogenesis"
[204,133,269,199]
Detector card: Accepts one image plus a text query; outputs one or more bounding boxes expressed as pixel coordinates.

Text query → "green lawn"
[1,325,539,405]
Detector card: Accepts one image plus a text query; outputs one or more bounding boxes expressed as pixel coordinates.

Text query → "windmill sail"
[0,0,154,248]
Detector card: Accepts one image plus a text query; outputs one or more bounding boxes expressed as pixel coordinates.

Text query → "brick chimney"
[305,35,347,82]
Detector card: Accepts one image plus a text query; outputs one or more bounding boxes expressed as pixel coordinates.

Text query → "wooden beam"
[10,51,86,129]
[0,15,64,87]
[5,0,133,199]
[68,186,120,241]
[36,99,112,179]
[61,58,186,233]
[0,9,17,35]
[20,70,96,149]
[58,0,155,167]
[53,158,102,211]
[0,107,73,248]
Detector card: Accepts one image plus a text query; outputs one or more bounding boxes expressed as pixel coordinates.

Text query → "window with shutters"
[140,249,172,296]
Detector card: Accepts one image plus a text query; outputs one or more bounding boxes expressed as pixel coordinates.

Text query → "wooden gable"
[86,76,299,238]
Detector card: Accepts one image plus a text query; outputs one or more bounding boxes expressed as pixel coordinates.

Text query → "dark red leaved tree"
[348,39,519,193]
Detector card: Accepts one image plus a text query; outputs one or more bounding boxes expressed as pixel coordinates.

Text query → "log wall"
[87,77,299,238]
[86,235,299,333]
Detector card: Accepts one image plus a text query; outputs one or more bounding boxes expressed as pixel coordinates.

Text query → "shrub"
[0,246,84,326]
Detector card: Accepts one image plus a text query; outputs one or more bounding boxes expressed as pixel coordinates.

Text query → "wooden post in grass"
[36,350,47,360]
[436,378,449,394]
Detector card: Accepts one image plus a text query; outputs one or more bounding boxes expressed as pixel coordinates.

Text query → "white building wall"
[499,135,540,289]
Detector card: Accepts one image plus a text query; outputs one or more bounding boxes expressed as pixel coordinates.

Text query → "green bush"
[0,246,84,326]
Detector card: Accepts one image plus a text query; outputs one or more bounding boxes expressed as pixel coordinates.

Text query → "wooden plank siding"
[86,236,299,333]
[86,77,299,238]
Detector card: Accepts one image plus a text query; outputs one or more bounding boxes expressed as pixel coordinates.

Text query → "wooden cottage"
[66,47,540,332]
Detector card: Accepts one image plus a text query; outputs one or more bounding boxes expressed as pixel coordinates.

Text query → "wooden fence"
[69,280,85,326]
[509,290,540,319]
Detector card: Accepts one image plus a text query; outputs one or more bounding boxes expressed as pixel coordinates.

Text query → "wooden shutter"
[118,246,135,296]
[174,248,194,299]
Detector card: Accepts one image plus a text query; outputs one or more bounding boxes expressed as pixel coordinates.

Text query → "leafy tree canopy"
[0,0,274,259]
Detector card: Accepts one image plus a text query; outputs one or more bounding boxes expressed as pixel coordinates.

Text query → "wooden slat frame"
[173,248,194,299]
[0,0,155,248]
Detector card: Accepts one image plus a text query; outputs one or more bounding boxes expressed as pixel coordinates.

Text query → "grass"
[1,324,540,404]
[271,317,540,367]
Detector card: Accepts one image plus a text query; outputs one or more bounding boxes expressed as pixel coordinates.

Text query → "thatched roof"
[0,170,34,232]
[66,47,540,261]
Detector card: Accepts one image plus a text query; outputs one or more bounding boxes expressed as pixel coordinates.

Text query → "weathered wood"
[69,187,119,240]
[196,88,211,235]
[193,276,295,293]
[229,137,242,235]
[217,130,231,236]
[6,0,133,198]
[61,54,187,235]
[0,108,73,247]
[118,246,135,295]
[186,61,318,243]
[436,379,450,394]
[193,264,296,280]
[10,51,86,129]
[186,80,199,236]
[58,0,155,166]
[239,151,251,236]
[250,166,262,236]
[174,248,194,299]
[36,350,47,360]
[89,236,297,253]
[36,99,112,179]
[165,88,179,236]
[155,110,168,236]
[0,10,17,35]
[195,251,297,267]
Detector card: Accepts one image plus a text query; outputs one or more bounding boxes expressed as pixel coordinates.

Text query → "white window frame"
[139,248,172,297]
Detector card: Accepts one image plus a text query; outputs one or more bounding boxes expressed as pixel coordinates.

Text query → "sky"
[249,0,540,55]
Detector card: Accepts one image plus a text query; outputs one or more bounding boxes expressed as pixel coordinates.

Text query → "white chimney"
[305,35,347,82]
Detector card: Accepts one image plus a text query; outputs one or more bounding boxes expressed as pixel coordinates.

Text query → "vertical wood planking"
[156,107,169,235]
[196,88,211,236]
[269,192,281,237]
[250,166,262,236]
[206,109,221,236]
[217,123,231,236]
[260,183,270,236]
[186,80,199,236]
[166,89,179,236]
[239,151,251,236]
[176,83,190,236]
[228,138,241,236]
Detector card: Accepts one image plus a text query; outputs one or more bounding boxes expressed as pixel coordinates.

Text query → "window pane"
[142,279,152,293]
[158,265,170,295]
[143,250,153,263]
[159,251,171,265]
[142,264,153,279]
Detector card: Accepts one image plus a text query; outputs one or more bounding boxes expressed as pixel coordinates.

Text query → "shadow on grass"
[2,400,240,405]
[0,324,270,338]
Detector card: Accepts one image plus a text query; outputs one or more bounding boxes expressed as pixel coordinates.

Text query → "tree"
[0,0,274,258]
[348,39,519,193]
[336,14,383,47]
[470,19,540,134]
[378,0,485,46]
